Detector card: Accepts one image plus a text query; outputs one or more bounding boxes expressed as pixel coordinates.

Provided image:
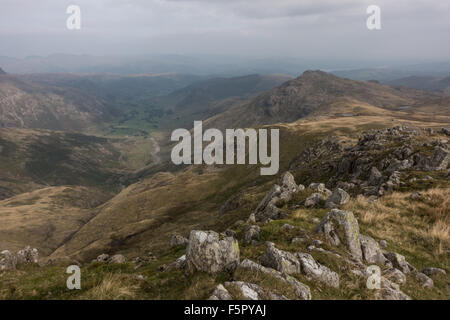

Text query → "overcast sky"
[0,0,449,63]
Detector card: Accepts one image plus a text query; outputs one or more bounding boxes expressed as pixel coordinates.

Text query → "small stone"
[170,234,189,248]
[415,272,434,288]
[109,254,126,264]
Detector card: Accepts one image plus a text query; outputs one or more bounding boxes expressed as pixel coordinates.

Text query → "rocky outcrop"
[185,230,239,274]
[315,209,362,259]
[304,193,323,207]
[170,234,189,248]
[209,281,288,300]
[384,268,406,285]
[209,284,233,300]
[243,225,260,245]
[260,242,301,275]
[109,254,126,264]
[415,272,434,288]
[384,252,415,274]
[295,252,340,288]
[0,250,17,271]
[1,246,41,270]
[239,259,311,300]
[16,246,39,264]
[325,188,350,208]
[252,171,301,222]
[379,277,411,300]
[359,235,389,265]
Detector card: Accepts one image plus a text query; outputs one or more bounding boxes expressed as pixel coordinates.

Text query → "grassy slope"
[0,186,448,300]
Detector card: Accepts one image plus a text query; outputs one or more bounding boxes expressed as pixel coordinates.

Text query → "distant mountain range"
[386,76,450,95]
[205,70,439,130]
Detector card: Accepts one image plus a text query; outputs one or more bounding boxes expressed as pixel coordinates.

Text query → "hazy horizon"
[1,0,449,64]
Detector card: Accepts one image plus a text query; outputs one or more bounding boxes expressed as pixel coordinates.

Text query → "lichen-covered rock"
[239,258,311,300]
[379,278,411,300]
[260,242,301,275]
[304,193,323,207]
[384,252,414,274]
[208,284,233,300]
[0,250,17,271]
[225,281,266,300]
[309,183,326,193]
[430,147,450,170]
[295,252,339,288]
[16,246,39,264]
[109,254,126,264]
[253,185,282,222]
[280,171,299,193]
[185,230,239,274]
[243,225,260,245]
[315,209,362,260]
[170,234,189,248]
[384,268,406,285]
[359,235,389,265]
[325,188,350,208]
[254,172,302,222]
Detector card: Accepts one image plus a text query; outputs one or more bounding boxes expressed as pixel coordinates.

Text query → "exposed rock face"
[309,183,332,196]
[415,272,434,288]
[295,252,340,288]
[280,171,300,193]
[210,281,288,300]
[252,171,300,222]
[325,188,350,208]
[260,242,301,275]
[185,230,240,274]
[253,184,283,222]
[239,259,311,300]
[0,67,6,75]
[209,284,233,300]
[16,246,39,264]
[170,234,189,248]
[304,193,323,207]
[384,252,414,274]
[379,277,411,300]
[315,209,362,259]
[0,250,17,271]
[442,127,450,136]
[368,167,383,186]
[430,147,450,170]
[225,281,267,300]
[384,268,407,285]
[359,235,389,265]
[243,225,260,245]
[109,254,126,264]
